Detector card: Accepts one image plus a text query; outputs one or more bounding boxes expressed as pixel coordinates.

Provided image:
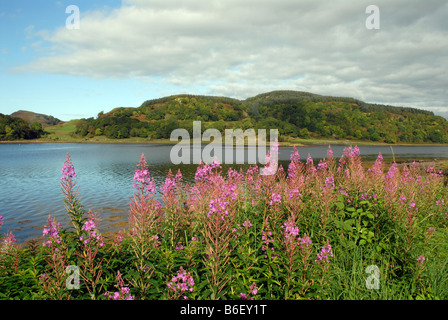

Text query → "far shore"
[1,136,448,148]
[2,136,448,174]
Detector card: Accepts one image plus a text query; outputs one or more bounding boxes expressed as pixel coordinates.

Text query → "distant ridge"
[10,110,62,126]
[72,90,447,144]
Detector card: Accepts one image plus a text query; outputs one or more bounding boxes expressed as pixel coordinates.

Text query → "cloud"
[15,0,448,116]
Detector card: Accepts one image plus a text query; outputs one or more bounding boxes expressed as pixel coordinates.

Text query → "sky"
[0,0,447,121]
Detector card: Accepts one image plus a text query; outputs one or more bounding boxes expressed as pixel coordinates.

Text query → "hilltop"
[10,110,62,126]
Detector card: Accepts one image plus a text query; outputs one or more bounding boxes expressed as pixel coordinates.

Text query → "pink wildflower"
[167,267,195,299]
[287,147,302,180]
[368,153,384,176]
[262,148,278,176]
[160,170,177,195]
[315,242,333,263]
[385,163,398,180]
[80,219,104,247]
[243,220,252,228]
[42,215,62,248]
[317,161,328,170]
[282,220,299,243]
[417,255,426,264]
[82,219,96,231]
[227,168,244,181]
[398,194,407,206]
[133,153,156,195]
[327,146,333,158]
[240,283,258,300]
[288,188,301,200]
[61,153,77,181]
[343,146,360,159]
[298,235,312,249]
[208,197,230,218]
[195,159,222,182]
[290,146,300,162]
[270,192,282,206]
[250,282,258,296]
[207,183,238,219]
[306,154,316,173]
[104,271,135,300]
[261,229,275,259]
[3,232,17,251]
[323,176,335,191]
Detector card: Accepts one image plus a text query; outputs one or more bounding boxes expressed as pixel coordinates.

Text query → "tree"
[429,130,445,143]
[31,122,44,138]
[299,128,310,139]
[354,129,363,139]
[118,127,129,139]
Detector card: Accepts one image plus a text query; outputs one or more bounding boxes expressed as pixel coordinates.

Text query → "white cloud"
[15,0,448,116]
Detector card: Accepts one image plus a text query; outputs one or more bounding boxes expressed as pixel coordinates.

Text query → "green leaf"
[345,218,355,226]
[335,202,344,210]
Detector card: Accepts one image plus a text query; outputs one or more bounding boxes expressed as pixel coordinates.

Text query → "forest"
[0,113,46,141]
[73,91,448,143]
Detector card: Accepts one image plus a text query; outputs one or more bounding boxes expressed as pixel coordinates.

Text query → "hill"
[72,90,448,144]
[10,110,62,126]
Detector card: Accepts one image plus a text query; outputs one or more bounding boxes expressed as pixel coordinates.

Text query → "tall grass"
[0,146,447,300]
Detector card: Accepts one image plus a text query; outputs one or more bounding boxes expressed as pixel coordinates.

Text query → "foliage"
[0,113,46,141]
[0,147,447,300]
[73,91,448,143]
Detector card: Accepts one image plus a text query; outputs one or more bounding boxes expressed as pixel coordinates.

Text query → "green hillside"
[73,90,448,144]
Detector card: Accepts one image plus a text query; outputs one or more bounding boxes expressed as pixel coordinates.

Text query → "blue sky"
[0,0,187,120]
[1,0,447,121]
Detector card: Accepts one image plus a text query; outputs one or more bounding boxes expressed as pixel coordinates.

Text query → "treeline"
[74,115,193,140]
[73,91,448,143]
[75,96,248,139]
[0,114,45,141]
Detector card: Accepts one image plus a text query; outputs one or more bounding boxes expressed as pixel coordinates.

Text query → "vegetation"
[0,113,46,141]
[4,91,448,144]
[72,91,448,144]
[10,110,61,126]
[1,146,447,300]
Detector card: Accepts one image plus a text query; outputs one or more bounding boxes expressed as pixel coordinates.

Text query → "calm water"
[1,143,447,243]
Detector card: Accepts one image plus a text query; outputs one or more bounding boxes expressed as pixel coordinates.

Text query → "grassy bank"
[0,118,444,147]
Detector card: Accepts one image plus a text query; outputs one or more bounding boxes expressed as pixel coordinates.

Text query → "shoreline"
[1,137,447,147]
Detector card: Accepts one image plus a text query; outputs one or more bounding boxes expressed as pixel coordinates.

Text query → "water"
[1,143,447,243]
